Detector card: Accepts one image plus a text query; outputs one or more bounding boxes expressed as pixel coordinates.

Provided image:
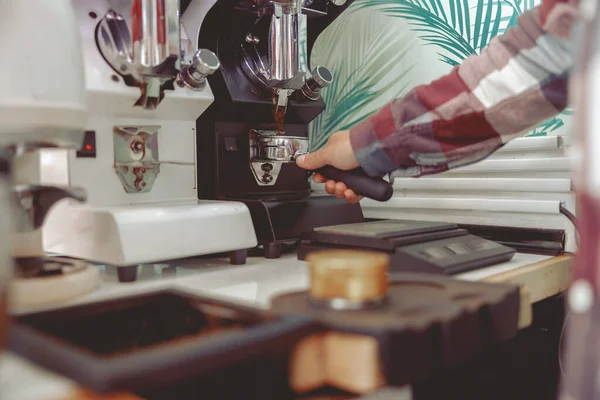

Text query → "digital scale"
[297,219,517,275]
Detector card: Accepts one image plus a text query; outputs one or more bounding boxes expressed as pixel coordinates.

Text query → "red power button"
[77,131,96,158]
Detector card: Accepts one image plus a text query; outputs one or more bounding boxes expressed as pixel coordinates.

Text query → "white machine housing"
[0,0,87,147]
[42,0,258,266]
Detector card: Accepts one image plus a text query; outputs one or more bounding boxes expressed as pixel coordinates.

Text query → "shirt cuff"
[349,105,400,177]
[349,118,380,177]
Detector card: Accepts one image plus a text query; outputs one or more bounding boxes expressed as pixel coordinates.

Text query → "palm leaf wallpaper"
[308,0,571,150]
[308,11,418,150]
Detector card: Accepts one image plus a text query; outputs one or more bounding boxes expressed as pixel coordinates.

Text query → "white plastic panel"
[441,157,570,174]
[44,200,258,266]
[392,178,571,192]
[495,135,560,152]
[361,197,562,214]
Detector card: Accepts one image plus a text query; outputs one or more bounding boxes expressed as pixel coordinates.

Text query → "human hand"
[295,130,364,204]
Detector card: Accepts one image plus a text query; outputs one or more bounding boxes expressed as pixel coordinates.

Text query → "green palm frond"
[353,0,475,64]
[308,10,416,150]
[352,0,507,65]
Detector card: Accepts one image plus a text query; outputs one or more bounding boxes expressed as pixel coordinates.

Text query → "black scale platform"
[297,219,517,275]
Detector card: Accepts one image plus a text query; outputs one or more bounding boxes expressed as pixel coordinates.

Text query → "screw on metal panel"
[261,174,273,183]
[261,163,273,172]
[131,140,144,153]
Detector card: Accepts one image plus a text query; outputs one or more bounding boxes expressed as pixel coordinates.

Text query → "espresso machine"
[39,0,259,282]
[196,0,393,257]
[0,0,101,310]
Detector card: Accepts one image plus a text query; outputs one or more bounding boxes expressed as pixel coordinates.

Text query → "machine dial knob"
[191,49,220,76]
[301,66,333,100]
[180,49,221,91]
[306,249,389,310]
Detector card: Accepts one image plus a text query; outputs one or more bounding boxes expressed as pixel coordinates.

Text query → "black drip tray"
[9,290,317,396]
[19,292,259,357]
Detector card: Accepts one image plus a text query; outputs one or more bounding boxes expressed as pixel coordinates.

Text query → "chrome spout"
[259,0,306,90]
[269,4,300,83]
[13,185,87,232]
[240,0,333,107]
[130,0,181,76]
[95,0,182,109]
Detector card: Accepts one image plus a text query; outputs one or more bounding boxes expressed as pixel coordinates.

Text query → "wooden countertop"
[482,254,571,328]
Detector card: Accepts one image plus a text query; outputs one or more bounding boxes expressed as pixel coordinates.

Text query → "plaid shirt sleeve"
[349,0,577,178]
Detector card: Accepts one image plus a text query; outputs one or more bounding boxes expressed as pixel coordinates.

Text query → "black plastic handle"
[315,166,394,202]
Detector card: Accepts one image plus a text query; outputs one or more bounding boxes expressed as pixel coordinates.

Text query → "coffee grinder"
[38,0,260,282]
[195,0,393,258]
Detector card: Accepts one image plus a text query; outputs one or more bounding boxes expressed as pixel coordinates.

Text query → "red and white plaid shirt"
[349,0,578,178]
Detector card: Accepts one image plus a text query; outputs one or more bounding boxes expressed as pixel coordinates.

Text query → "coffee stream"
[272,95,286,135]
[273,107,285,134]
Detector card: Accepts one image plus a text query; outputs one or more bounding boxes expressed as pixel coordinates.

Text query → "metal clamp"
[113,126,161,193]
[248,130,308,186]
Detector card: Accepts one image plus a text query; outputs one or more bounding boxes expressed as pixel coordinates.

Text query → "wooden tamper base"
[307,250,388,308]
[272,256,521,396]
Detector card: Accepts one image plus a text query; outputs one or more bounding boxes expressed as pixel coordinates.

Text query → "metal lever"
[96,10,138,79]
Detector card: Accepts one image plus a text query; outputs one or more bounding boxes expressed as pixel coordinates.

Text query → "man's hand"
[295,130,364,204]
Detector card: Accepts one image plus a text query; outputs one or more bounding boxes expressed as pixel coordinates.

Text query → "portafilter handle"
[312,166,394,202]
[289,145,392,202]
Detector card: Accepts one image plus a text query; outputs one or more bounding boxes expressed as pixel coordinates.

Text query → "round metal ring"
[308,295,387,311]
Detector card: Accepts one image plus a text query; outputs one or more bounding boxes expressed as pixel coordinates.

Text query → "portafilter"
[251,130,393,202]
